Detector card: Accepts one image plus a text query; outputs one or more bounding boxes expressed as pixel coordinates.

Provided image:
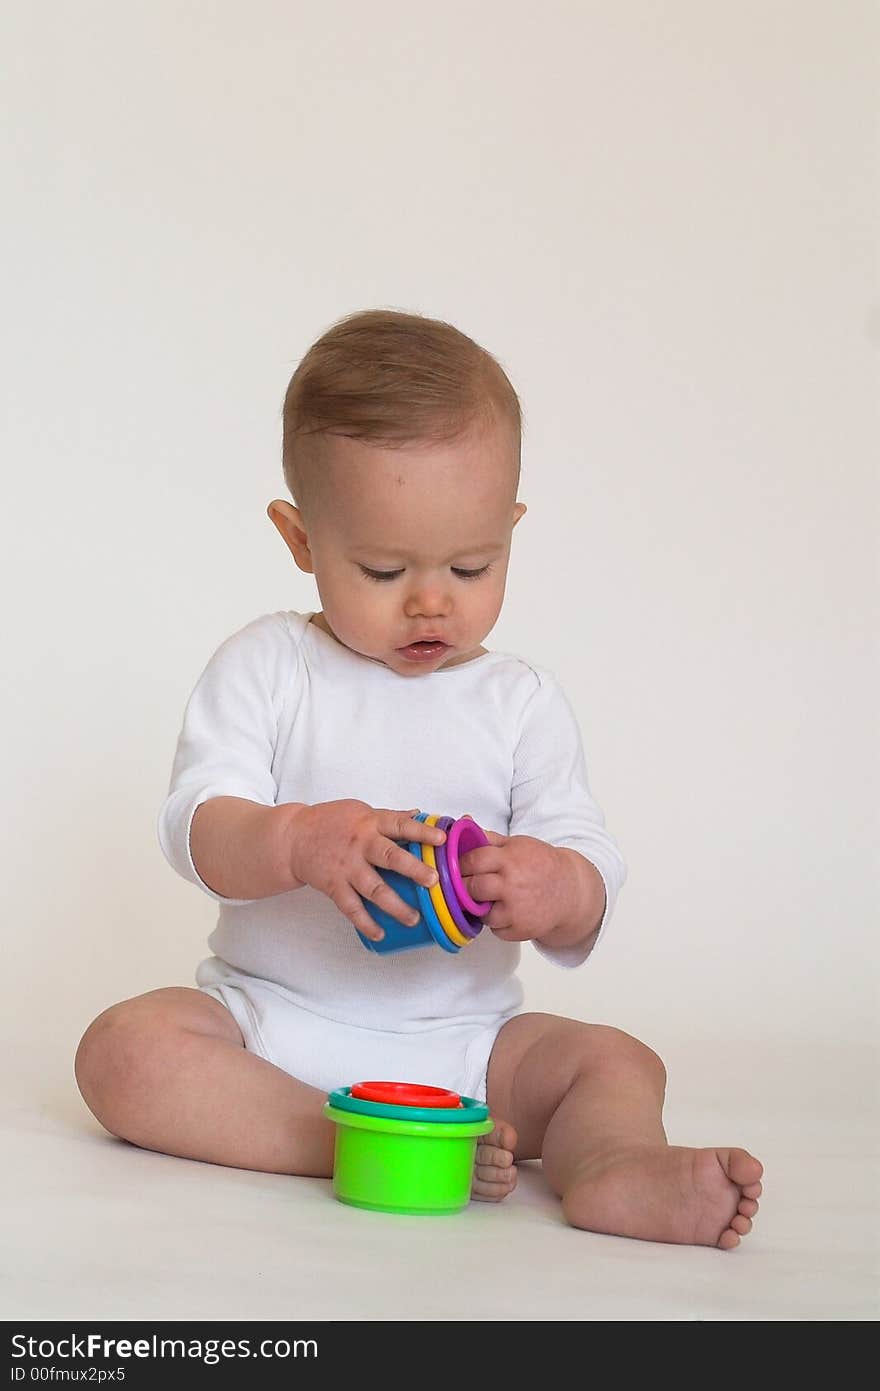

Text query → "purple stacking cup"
[433,815,483,939]
[446,816,493,918]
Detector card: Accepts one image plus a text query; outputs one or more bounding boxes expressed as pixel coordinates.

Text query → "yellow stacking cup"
[421,814,471,947]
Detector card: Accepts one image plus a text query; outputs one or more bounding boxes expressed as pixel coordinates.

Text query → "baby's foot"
[562,1144,763,1249]
[472,1120,518,1202]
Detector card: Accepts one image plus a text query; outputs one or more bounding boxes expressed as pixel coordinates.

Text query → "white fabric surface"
[7,1040,876,1321]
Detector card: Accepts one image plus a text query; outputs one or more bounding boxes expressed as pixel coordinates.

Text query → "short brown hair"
[281,308,522,518]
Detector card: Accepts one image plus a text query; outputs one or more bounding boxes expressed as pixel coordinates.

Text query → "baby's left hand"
[459,832,577,942]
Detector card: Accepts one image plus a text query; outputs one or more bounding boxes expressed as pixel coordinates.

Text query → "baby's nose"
[405,583,452,615]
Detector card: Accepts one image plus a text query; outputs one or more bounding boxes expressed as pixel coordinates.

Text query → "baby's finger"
[458,846,502,875]
[390,844,440,891]
[331,889,387,942]
[355,867,422,929]
[378,809,446,845]
[461,870,504,905]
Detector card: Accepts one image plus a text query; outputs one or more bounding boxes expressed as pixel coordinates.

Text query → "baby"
[75,308,762,1248]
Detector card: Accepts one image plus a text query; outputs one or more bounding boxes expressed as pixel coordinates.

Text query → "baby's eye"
[452,565,492,580]
[358,564,493,583]
[360,567,404,582]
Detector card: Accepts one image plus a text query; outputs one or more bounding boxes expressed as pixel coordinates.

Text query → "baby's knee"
[580,1025,667,1091]
[74,991,188,1130]
[75,999,144,1119]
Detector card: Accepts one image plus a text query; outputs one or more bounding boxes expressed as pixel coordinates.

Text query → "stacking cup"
[356,814,492,955]
[324,1081,493,1214]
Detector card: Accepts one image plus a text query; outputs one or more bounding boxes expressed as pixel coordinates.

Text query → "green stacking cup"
[323,1103,494,1215]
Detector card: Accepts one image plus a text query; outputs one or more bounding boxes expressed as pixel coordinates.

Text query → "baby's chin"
[392,645,488,674]
[320,620,478,673]
[383,642,467,674]
[326,636,429,672]
[383,649,451,674]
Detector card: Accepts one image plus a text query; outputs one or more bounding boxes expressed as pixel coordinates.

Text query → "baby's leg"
[74,988,334,1175]
[486,1012,763,1249]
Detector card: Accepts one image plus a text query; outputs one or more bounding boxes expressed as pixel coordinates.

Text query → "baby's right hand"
[286,800,446,942]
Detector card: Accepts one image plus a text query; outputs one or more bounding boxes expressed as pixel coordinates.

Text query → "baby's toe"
[742,1181,763,1200]
[476,1119,517,1171]
[475,1159,516,1185]
[738,1197,759,1219]
[476,1142,514,1171]
[730,1213,752,1236]
[472,1164,517,1202]
[472,1118,518,1201]
[723,1148,763,1188]
[482,1119,518,1154]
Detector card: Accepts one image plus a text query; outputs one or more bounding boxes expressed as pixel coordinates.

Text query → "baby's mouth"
[397,640,450,660]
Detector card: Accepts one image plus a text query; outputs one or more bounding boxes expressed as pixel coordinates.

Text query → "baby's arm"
[537,845,607,951]
[475,665,627,967]
[189,796,307,899]
[189,796,444,941]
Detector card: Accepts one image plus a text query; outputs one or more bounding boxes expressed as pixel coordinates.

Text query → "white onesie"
[158,611,627,1101]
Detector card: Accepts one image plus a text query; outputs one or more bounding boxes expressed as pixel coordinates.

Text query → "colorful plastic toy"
[420,815,471,947]
[351,1081,462,1107]
[323,1081,493,1214]
[356,812,493,954]
[431,814,482,938]
[354,865,435,953]
[445,817,493,916]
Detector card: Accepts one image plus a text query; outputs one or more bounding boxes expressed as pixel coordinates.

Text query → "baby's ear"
[267,500,313,572]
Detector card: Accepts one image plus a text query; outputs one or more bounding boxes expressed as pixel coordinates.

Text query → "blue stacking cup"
[356,855,434,954]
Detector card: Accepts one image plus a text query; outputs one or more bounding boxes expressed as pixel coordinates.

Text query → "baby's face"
[270,415,526,676]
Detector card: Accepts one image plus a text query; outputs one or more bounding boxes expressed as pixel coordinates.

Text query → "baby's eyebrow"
[352,542,506,561]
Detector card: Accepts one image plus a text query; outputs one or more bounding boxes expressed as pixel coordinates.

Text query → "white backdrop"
[2,3,876,1116]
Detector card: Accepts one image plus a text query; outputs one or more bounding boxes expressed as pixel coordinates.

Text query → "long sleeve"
[509,668,627,968]
[157,613,298,904]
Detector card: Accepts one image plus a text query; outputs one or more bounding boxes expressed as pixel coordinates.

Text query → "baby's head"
[268,308,527,676]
